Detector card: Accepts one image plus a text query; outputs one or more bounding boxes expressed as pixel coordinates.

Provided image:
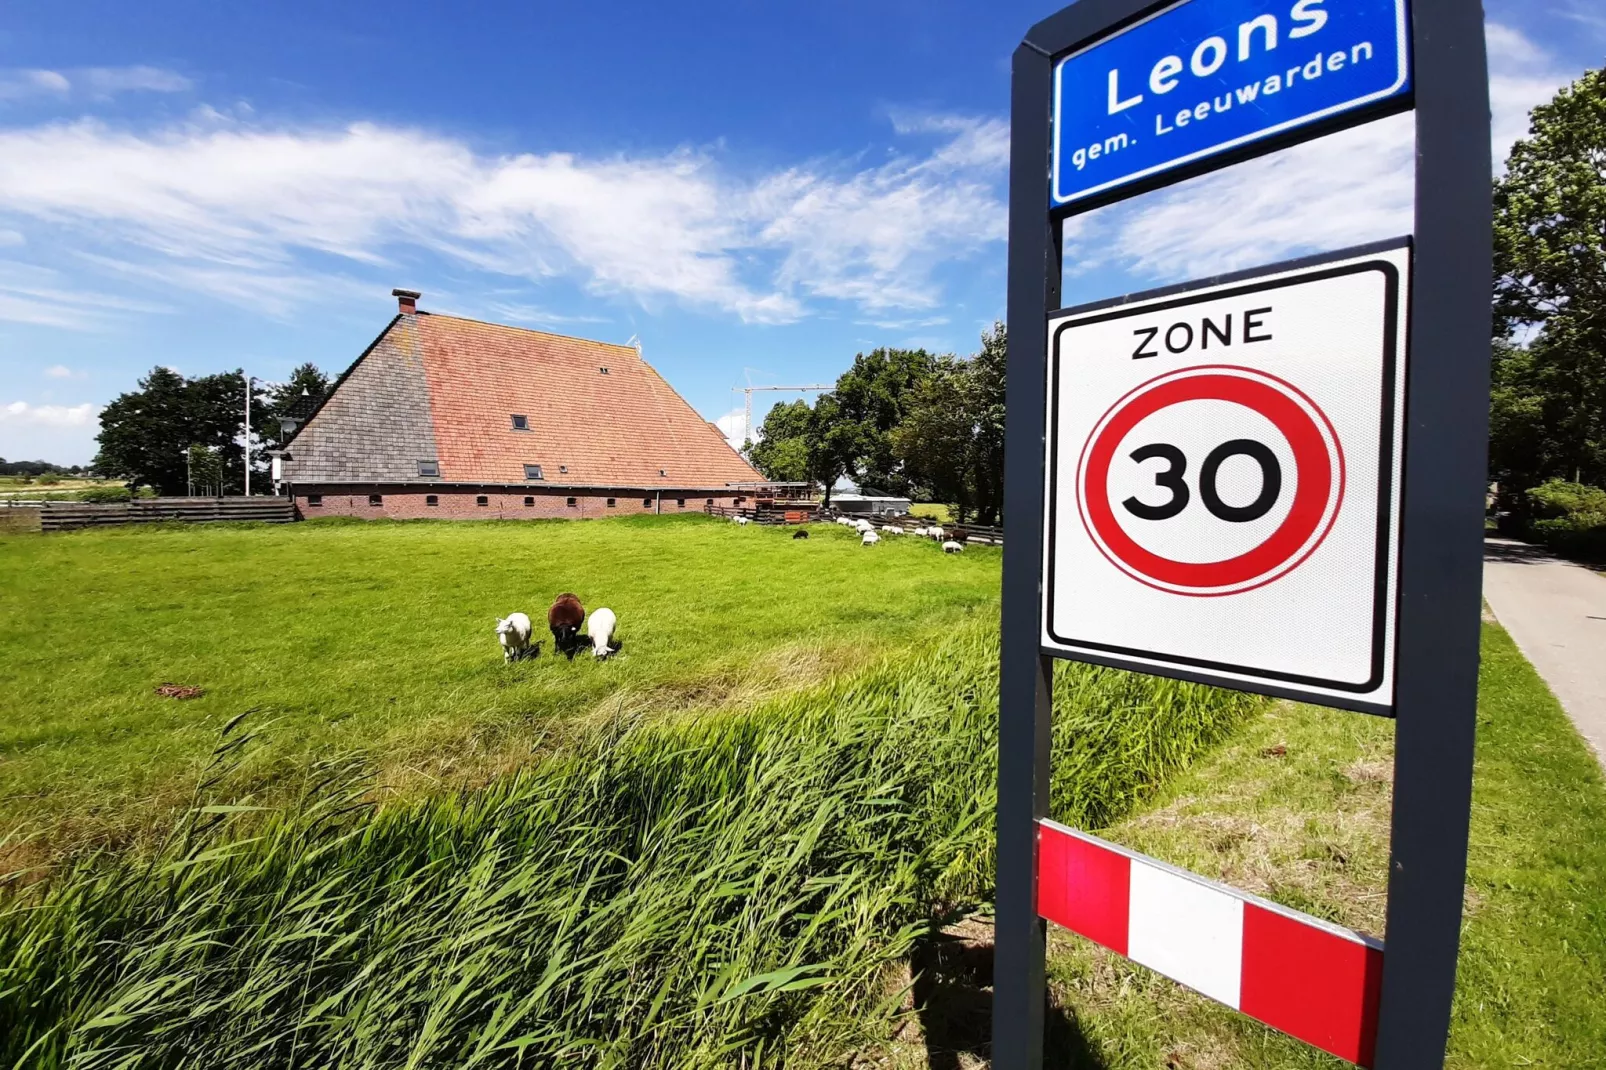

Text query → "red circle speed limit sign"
[1041,245,1408,706]
[1075,366,1345,596]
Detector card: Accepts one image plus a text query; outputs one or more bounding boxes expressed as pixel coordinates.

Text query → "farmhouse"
[277,291,768,519]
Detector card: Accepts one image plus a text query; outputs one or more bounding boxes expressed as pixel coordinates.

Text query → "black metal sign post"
[995,0,1490,1067]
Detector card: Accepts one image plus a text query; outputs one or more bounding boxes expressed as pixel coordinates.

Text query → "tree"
[804,393,858,506]
[94,367,265,495]
[967,322,1008,526]
[883,323,1009,525]
[830,347,938,495]
[1491,67,1606,496]
[259,363,331,450]
[747,400,813,482]
[891,358,975,519]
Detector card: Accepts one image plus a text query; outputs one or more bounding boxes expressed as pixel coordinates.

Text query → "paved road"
[1483,538,1606,768]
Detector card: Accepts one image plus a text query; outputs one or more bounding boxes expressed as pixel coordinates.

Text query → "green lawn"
[1035,623,1606,1068]
[0,514,999,854]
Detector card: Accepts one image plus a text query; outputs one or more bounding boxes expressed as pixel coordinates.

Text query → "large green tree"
[746,399,813,483]
[888,323,1009,525]
[1491,67,1606,496]
[829,347,938,495]
[94,368,266,495]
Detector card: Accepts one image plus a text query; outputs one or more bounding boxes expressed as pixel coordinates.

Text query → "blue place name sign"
[1051,0,1411,208]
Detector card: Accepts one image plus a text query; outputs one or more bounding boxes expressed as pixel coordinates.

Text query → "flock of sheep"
[494,592,620,664]
[733,512,965,553]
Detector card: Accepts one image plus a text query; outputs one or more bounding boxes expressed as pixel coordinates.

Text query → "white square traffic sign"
[1041,241,1409,712]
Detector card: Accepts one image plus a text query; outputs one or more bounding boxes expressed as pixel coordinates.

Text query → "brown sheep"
[548,592,586,661]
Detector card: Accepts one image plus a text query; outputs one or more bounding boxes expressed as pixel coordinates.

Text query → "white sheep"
[732,515,751,526]
[586,607,620,659]
[862,530,881,546]
[855,518,874,533]
[941,540,964,554]
[881,525,904,535]
[495,612,535,662]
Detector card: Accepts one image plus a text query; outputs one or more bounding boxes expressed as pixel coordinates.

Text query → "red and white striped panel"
[1037,819,1384,1067]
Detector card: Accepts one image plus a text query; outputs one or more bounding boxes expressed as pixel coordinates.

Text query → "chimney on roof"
[393,288,421,314]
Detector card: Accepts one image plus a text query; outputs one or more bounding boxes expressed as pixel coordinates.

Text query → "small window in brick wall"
[524,496,535,507]
[369,494,382,506]
[510,414,529,431]
[643,498,652,508]
[566,497,577,507]
[524,464,544,480]
[706,498,714,506]
[418,460,439,477]
[606,498,616,508]
[676,498,686,509]
[426,495,439,507]
[306,494,323,507]
[476,495,489,507]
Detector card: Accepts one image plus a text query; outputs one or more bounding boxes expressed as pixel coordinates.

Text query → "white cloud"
[78,66,192,96]
[0,70,71,100]
[0,66,189,102]
[44,364,76,378]
[0,111,1005,325]
[0,400,97,426]
[0,262,172,328]
[1076,21,1577,285]
[0,230,21,247]
[713,407,749,451]
[756,116,1007,311]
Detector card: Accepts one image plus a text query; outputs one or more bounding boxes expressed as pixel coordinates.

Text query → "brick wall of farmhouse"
[292,488,741,520]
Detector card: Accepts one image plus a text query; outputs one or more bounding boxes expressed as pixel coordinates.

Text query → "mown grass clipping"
[0,622,1257,1069]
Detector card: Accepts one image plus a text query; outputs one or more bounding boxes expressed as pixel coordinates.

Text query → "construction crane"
[731,383,831,446]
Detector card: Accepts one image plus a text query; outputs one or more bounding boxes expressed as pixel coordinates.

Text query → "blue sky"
[1,0,1601,465]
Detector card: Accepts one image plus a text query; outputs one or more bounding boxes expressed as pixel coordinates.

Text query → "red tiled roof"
[415,314,761,488]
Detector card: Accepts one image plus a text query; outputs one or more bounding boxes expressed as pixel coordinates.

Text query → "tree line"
[1490,66,1605,510]
[93,363,329,496]
[745,323,1006,525]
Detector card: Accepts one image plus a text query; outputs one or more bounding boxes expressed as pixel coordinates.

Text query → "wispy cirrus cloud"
[0,66,191,102]
[0,110,1006,327]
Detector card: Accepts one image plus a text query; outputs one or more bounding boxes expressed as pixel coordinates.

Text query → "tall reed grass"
[0,623,1257,1069]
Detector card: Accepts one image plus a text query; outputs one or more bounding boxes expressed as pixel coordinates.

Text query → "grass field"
[0,514,1000,855]
[1011,623,1606,1068]
[0,600,1258,1067]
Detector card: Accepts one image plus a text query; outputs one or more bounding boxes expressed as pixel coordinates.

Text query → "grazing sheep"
[548,592,586,661]
[495,613,537,662]
[881,525,903,535]
[793,529,809,539]
[586,607,621,659]
[931,527,947,540]
[862,530,881,546]
[942,540,964,554]
[732,515,751,526]
[855,518,874,533]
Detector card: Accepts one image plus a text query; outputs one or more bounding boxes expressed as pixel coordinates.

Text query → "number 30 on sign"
[1041,241,1408,713]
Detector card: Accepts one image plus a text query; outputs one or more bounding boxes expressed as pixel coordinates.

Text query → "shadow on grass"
[906,920,1107,1070]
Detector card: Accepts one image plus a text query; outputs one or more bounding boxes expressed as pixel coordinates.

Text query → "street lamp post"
[243,372,252,497]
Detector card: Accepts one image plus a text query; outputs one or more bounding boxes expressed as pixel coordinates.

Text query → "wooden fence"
[2,497,296,533]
